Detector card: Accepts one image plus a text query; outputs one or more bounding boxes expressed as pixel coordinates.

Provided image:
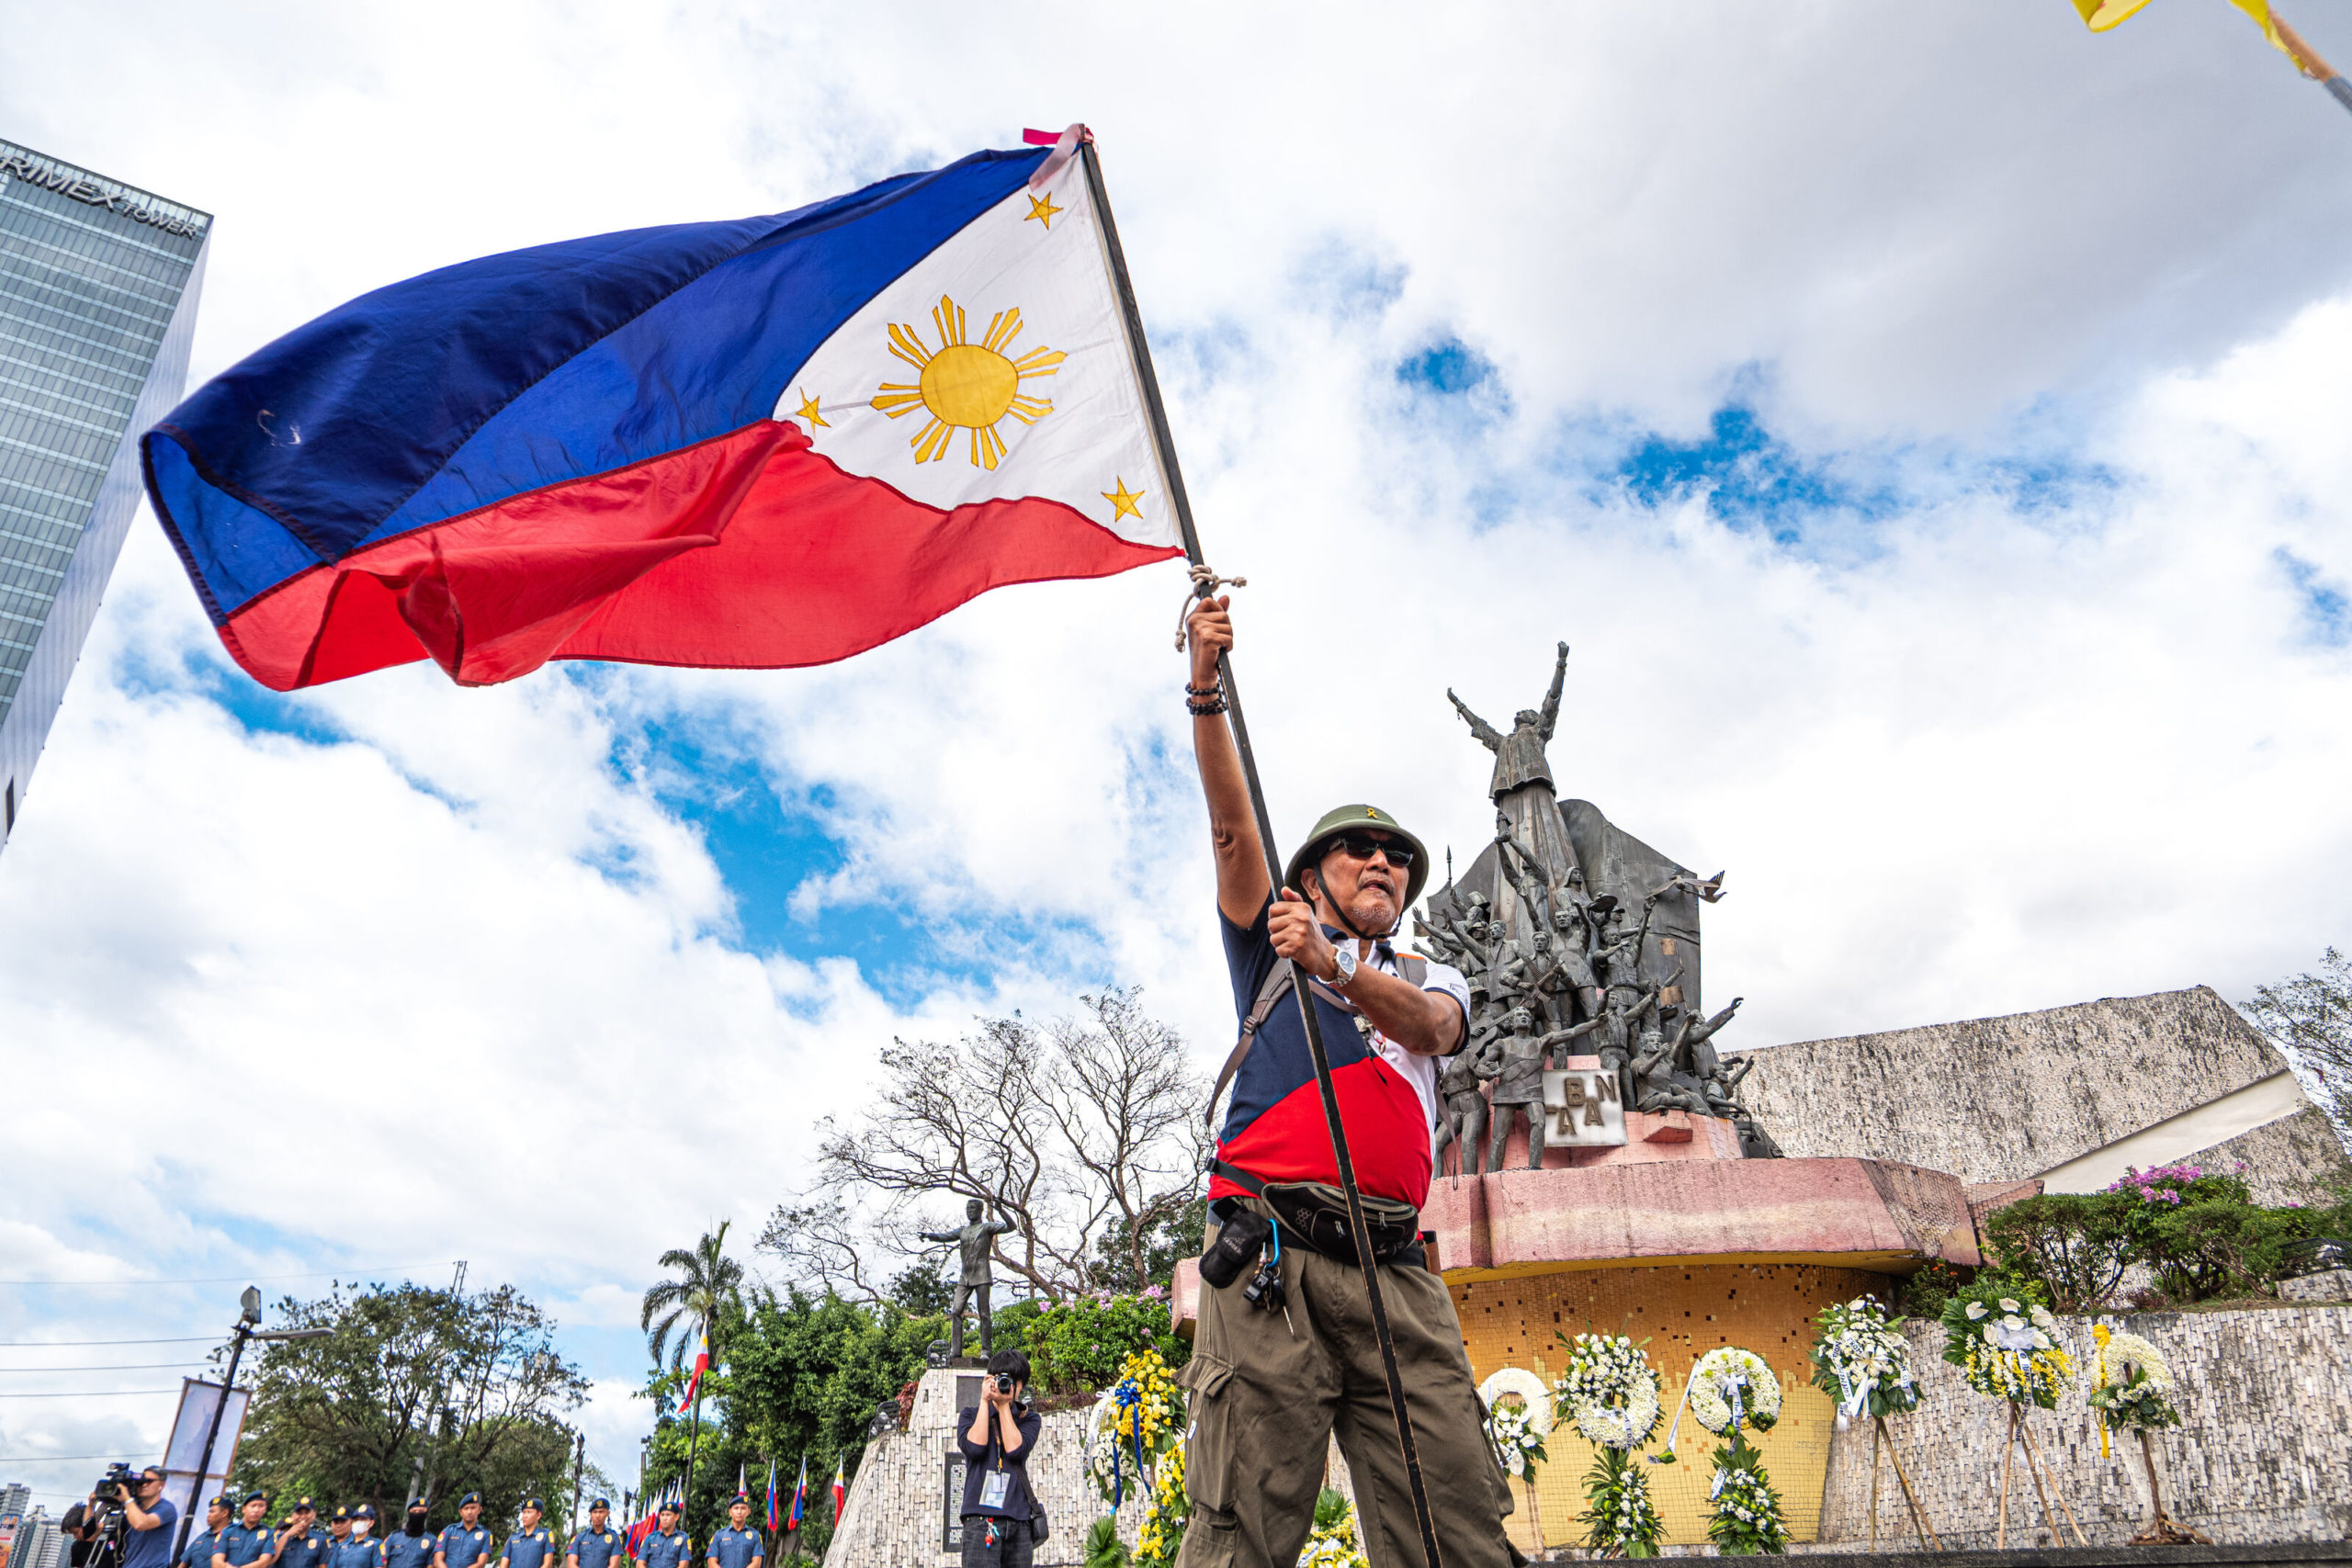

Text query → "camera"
[93,1464,140,1505]
[992,1371,1014,1394]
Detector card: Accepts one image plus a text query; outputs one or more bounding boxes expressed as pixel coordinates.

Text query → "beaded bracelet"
[1186,695,1229,716]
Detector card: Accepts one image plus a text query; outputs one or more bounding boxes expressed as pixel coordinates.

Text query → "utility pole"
[172,1287,331,1564]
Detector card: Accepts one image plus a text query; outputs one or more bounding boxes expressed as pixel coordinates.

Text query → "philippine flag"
[830,1461,844,1521]
[680,1325,711,1408]
[142,129,1182,692]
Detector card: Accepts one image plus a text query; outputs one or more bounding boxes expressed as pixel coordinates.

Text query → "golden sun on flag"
[871,295,1066,468]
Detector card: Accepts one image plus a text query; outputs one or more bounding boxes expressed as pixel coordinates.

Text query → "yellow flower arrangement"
[1130,1438,1189,1567]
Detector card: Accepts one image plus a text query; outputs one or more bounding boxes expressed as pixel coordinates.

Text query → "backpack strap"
[1204,950,1437,1132]
[1206,960,1297,1131]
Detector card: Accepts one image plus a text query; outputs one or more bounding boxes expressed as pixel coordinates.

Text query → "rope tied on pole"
[1174,563,1247,650]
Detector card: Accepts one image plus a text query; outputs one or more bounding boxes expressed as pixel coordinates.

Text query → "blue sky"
[3,0,2352,1505]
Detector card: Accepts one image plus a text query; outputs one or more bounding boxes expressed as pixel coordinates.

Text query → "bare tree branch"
[759,988,1210,1302]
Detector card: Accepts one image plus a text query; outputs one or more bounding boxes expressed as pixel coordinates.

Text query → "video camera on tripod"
[81,1464,143,1568]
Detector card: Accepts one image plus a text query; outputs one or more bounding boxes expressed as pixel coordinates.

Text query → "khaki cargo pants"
[1174,1205,1520,1568]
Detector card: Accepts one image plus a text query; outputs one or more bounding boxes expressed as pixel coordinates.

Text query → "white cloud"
[3,0,2351,1495]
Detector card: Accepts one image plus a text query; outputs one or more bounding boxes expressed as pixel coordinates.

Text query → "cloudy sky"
[4,0,2350,1508]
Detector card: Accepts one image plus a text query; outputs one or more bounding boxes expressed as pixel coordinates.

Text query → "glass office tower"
[0,139,208,852]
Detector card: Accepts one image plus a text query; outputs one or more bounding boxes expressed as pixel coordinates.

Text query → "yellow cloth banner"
[2070,0,2289,55]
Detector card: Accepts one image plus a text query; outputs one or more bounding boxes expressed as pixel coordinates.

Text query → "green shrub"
[1894,1258,1971,1321]
[1016,1291,1189,1395]
[2109,1163,2309,1302]
[1982,1192,2134,1311]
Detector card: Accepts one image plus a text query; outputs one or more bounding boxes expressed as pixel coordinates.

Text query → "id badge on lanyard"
[978,1469,1011,1510]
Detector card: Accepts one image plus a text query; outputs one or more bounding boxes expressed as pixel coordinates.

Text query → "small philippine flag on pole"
[830,1461,845,1522]
[143,129,1182,693]
[680,1325,711,1409]
[787,1458,807,1531]
[763,1460,778,1534]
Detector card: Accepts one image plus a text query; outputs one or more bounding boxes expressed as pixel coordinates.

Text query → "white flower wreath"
[1551,1334,1664,1451]
[2095,1331,2173,1393]
[1478,1367,1555,1434]
[1689,1348,1781,1435]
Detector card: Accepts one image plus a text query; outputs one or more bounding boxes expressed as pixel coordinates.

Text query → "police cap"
[291,1499,316,1514]
[243,1492,269,1506]
[333,1507,351,1522]
[520,1498,544,1513]
[353,1507,377,1522]
[587,1500,608,1512]
[458,1494,482,1508]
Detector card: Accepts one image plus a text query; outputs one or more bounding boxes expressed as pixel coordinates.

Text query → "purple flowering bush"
[2104,1163,2308,1303]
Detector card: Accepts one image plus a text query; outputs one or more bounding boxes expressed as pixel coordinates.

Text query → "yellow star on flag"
[794,390,828,429]
[1102,478,1144,520]
[1025,192,1063,230]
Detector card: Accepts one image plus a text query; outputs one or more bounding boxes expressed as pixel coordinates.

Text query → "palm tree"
[641,1222,745,1371]
[640,1222,743,1534]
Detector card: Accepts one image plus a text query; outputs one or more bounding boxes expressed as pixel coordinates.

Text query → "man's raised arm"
[1187,595,1269,927]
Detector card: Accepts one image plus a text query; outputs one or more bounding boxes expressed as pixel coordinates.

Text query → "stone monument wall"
[1739,987,2347,1198]
[1812,1303,2352,1550]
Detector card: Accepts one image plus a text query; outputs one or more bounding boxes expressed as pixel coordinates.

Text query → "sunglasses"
[1331,833,1415,869]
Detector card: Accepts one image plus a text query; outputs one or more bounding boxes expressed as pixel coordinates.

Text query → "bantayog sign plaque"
[1543,1055,1627,1147]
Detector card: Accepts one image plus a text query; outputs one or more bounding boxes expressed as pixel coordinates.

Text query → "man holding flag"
[141,126,1458,1568]
[1177,593,1517,1568]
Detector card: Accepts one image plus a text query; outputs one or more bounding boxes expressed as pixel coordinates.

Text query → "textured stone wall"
[828,1368,1144,1567]
[1740,987,2345,1193]
[2189,1108,2351,1206]
[1815,1305,2352,1550]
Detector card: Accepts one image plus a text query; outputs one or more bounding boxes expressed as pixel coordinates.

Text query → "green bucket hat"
[1284,803,1431,913]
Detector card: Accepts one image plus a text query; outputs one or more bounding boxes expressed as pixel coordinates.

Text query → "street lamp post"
[171,1287,332,1562]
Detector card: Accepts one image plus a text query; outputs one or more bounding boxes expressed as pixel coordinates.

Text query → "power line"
[0,1389,185,1399]
[0,1337,218,1348]
[0,1264,450,1287]
[0,1453,130,1461]
[0,1362,209,1373]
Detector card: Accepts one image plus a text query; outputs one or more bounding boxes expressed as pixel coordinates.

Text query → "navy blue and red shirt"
[1212,895,1471,1209]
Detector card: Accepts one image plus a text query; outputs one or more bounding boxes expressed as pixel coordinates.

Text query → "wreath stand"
[2127,1428,2211,1546]
[1995,1404,2088,1550]
[1864,1415,1941,1551]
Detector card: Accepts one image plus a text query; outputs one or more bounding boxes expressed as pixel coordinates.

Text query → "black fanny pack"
[1210,1162,1424,1270]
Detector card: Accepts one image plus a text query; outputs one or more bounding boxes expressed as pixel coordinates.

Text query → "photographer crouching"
[1179,596,1518,1568]
[74,1466,176,1568]
[955,1349,1041,1568]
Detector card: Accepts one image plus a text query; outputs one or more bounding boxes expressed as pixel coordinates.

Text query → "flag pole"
[1077,135,1446,1568]
[2271,11,2352,117]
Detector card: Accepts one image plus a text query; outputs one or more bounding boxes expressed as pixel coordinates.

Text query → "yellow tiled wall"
[1448,1261,1891,1550]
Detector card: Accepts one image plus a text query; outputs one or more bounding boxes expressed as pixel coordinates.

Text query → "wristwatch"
[1330,944,1359,987]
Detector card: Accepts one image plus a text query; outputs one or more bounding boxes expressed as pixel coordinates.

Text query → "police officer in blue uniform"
[182,1495,234,1568]
[276,1499,330,1568]
[215,1495,278,1568]
[434,1495,493,1568]
[330,1506,381,1568]
[381,1505,434,1568]
[328,1509,353,1555]
[497,1500,552,1568]
[635,1503,690,1568]
[704,1496,758,1568]
[565,1501,619,1568]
